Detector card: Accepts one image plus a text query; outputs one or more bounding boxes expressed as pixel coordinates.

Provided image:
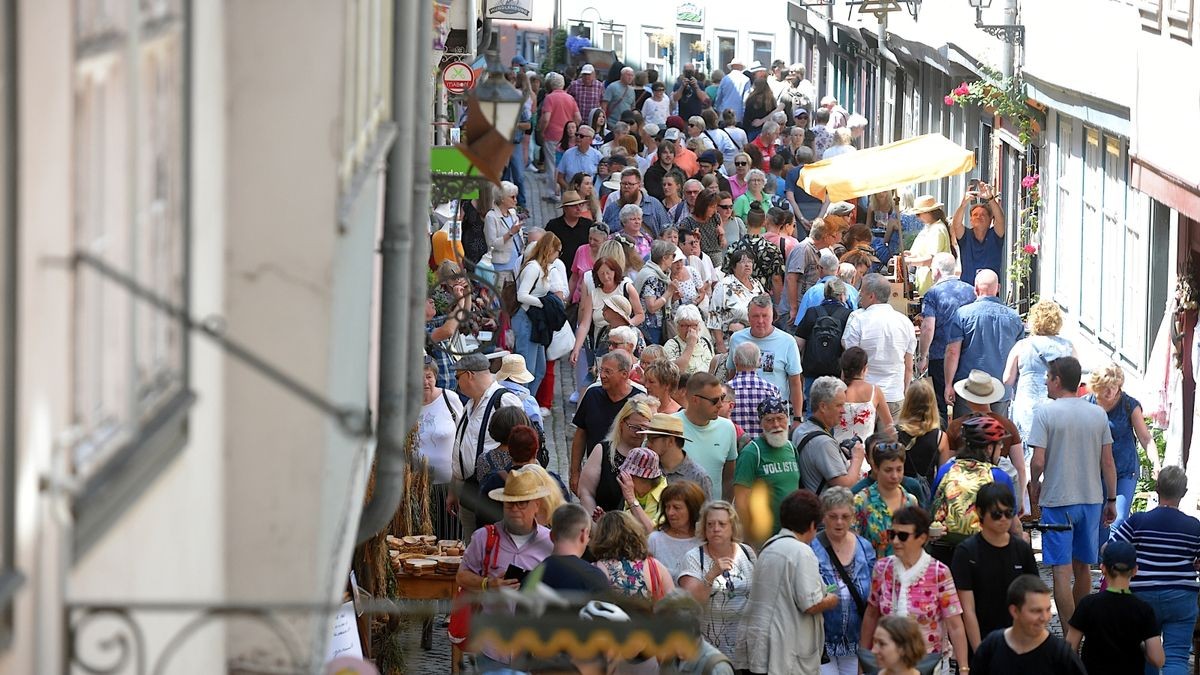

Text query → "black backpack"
[805,305,846,376]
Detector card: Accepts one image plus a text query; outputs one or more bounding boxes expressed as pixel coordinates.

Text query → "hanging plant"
[566,34,592,57]
[945,65,1042,296]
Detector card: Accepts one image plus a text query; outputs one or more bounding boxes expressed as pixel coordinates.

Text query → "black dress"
[459,199,488,265]
[594,441,630,513]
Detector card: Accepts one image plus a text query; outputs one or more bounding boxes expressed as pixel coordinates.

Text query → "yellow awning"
[797,133,976,202]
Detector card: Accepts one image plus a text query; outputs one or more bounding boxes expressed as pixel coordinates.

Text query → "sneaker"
[526,164,539,173]
[568,391,579,404]
[539,406,552,418]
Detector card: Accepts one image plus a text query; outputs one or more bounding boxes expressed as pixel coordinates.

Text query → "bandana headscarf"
[757,395,789,419]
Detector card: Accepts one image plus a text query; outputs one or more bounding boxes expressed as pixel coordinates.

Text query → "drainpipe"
[1001,0,1017,78]
[357,0,429,544]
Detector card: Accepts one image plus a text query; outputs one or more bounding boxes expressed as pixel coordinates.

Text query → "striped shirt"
[1111,506,1200,592]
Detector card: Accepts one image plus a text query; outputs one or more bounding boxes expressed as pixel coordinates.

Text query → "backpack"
[931,459,998,537]
[805,305,847,375]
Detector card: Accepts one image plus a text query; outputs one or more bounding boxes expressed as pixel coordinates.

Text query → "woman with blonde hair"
[512,231,562,394]
[678,500,756,661]
[1004,299,1078,441]
[729,152,753,200]
[1084,362,1159,543]
[577,394,660,515]
[894,379,949,498]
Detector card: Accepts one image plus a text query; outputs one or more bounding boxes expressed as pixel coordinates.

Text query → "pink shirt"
[867,556,963,654]
[541,90,579,144]
[571,245,597,303]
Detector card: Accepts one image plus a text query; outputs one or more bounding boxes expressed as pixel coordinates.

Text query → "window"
[716,34,736,73]
[1167,0,1194,41]
[70,0,192,558]
[751,38,773,68]
[1100,137,1126,343]
[1053,116,1078,311]
[1080,128,1103,329]
[520,32,546,65]
[569,22,591,40]
[599,24,625,60]
[678,30,703,70]
[1139,0,1164,30]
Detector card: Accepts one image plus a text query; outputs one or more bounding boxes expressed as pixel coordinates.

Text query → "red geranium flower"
[944,95,955,106]
[1023,244,1038,255]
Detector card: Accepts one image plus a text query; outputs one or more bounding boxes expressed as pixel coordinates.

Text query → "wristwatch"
[1106,497,1117,503]
[793,416,804,422]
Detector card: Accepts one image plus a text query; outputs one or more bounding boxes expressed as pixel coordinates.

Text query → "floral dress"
[854,483,917,557]
[836,393,878,444]
[594,557,666,601]
[670,267,705,312]
[707,275,765,333]
[868,556,963,655]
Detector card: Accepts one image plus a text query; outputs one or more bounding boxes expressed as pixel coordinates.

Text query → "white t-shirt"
[419,391,464,484]
[641,96,671,127]
[840,303,917,402]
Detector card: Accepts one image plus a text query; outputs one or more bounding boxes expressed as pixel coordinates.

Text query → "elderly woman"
[617,203,653,261]
[664,305,715,376]
[419,353,465,539]
[678,189,727,269]
[854,435,919,558]
[679,501,757,661]
[578,394,659,515]
[648,480,705,580]
[483,180,525,290]
[708,248,765,353]
[733,170,772,221]
[728,152,753,200]
[1110,465,1200,675]
[636,240,676,346]
[1004,299,1078,442]
[666,245,708,313]
[1085,363,1160,544]
[812,486,877,675]
[644,141,688,203]
[859,506,968,671]
[736,490,839,674]
[591,510,675,601]
[901,195,955,295]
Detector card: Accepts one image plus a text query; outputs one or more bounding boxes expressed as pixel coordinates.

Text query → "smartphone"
[505,564,529,583]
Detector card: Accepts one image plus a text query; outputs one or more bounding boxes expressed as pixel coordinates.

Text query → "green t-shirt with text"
[734,437,800,534]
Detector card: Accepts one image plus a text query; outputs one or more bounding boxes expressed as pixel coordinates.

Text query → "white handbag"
[546,324,574,361]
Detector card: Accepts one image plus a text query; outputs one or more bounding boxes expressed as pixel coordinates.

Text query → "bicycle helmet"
[578,600,630,622]
[960,414,1007,448]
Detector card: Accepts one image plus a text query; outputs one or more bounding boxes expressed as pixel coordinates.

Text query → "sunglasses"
[988,508,1015,520]
[693,393,727,405]
[576,133,593,139]
[885,529,919,542]
[718,203,734,209]
[734,161,748,166]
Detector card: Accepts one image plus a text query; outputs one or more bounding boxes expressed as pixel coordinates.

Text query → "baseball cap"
[794,107,809,118]
[1101,541,1137,571]
[580,64,595,75]
[698,150,720,165]
[454,352,490,373]
[663,128,682,142]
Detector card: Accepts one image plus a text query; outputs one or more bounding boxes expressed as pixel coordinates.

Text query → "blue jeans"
[803,375,816,414]
[502,147,527,207]
[1136,587,1198,675]
[511,307,546,394]
[1099,474,1138,550]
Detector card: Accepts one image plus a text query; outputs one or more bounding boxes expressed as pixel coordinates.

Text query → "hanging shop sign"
[485,0,533,21]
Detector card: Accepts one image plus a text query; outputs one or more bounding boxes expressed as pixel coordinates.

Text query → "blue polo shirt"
[795,275,859,322]
[920,277,977,359]
[957,227,1004,286]
[946,296,1025,395]
[557,146,602,183]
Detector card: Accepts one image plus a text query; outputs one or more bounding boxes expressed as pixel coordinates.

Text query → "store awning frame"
[797,133,976,202]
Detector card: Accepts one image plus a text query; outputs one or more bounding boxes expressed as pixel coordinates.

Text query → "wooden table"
[394,571,461,673]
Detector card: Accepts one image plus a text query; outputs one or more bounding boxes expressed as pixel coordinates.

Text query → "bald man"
[943,269,1025,418]
[602,67,637,128]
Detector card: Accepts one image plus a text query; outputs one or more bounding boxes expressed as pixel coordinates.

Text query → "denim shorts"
[1041,503,1102,566]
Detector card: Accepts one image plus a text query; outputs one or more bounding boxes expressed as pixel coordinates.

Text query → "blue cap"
[511,55,528,66]
[1101,541,1137,571]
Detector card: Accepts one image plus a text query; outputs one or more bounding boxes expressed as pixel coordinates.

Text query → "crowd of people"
[418,54,1198,675]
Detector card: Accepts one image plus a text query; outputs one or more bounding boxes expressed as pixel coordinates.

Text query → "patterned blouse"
[854,483,918,557]
[670,266,705,311]
[641,274,669,330]
[707,274,766,333]
[593,557,666,601]
[867,556,963,655]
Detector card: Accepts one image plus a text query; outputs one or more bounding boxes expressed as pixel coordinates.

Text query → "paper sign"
[325,600,364,663]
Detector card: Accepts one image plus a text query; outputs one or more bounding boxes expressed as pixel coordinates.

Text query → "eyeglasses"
[624,421,648,433]
[620,181,640,188]
[693,392,726,406]
[718,203,734,209]
[575,133,593,139]
[734,161,748,167]
[685,189,702,195]
[885,529,918,542]
[988,508,1015,520]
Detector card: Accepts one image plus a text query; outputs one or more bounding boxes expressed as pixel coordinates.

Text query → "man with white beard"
[733,396,801,535]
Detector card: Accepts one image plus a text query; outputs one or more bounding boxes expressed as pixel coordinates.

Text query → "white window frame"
[598,23,626,60]
[750,35,774,70]
[642,27,668,75]
[714,32,737,74]
[677,29,704,71]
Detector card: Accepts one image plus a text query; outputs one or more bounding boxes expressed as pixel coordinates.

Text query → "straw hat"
[561,190,587,207]
[602,295,634,324]
[619,446,663,479]
[637,413,690,441]
[954,369,1005,405]
[488,468,552,502]
[496,353,534,385]
[906,194,944,215]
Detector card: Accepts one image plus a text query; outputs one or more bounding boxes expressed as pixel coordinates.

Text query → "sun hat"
[642,123,660,138]
[488,468,552,502]
[727,57,745,69]
[637,413,690,441]
[454,352,491,373]
[561,190,587,207]
[954,369,1005,405]
[602,295,634,323]
[748,61,766,73]
[670,248,687,265]
[619,446,663,479]
[603,175,622,191]
[496,353,534,384]
[906,194,944,215]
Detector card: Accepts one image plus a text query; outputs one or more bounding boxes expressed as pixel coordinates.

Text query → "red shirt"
[541,90,580,144]
[752,136,777,172]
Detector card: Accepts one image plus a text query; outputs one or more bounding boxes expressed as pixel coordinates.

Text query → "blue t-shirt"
[796,275,860,321]
[957,227,1004,286]
[1083,391,1143,477]
[946,297,1025,390]
[921,277,977,360]
[557,146,601,182]
[725,327,803,397]
[785,166,824,222]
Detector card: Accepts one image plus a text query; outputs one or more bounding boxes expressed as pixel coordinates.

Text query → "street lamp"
[456,47,527,185]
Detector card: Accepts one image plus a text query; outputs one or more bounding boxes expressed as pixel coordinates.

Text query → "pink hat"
[620,447,663,480]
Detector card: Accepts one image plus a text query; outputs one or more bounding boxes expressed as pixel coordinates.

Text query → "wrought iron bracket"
[430,172,493,210]
[794,0,921,21]
[976,22,1025,45]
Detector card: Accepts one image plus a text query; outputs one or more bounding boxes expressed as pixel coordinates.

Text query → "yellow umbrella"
[797,133,976,202]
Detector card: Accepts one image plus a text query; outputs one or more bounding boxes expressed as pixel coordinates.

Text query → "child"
[1065,541,1164,674]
